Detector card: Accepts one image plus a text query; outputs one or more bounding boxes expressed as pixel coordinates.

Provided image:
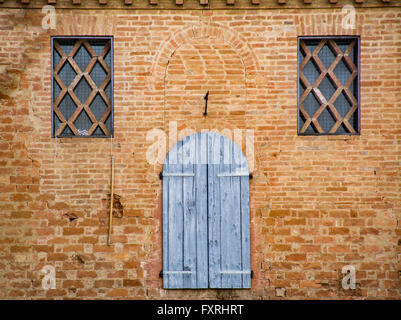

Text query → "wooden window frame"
[51,36,114,138]
[297,36,360,135]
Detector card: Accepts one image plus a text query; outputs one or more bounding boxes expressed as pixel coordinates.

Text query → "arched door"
[162,132,250,289]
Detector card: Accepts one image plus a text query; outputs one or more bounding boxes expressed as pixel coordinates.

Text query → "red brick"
[286,254,307,262]
[106,289,129,297]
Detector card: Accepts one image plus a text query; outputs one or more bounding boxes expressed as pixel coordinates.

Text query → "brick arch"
[152,22,259,87]
[165,38,247,120]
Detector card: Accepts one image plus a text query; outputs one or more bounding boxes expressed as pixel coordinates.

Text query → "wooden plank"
[327,87,343,107]
[162,148,170,288]
[217,172,249,177]
[82,40,97,58]
[343,86,358,106]
[299,85,312,105]
[87,122,99,136]
[208,132,221,288]
[329,119,343,133]
[311,103,329,121]
[312,70,327,89]
[240,164,251,288]
[327,103,343,123]
[66,121,79,135]
[98,106,111,124]
[299,118,312,134]
[311,40,328,74]
[67,56,83,75]
[311,118,325,134]
[299,104,311,123]
[208,132,250,288]
[67,72,82,92]
[299,73,311,90]
[98,122,111,136]
[343,104,358,132]
[53,106,67,123]
[220,137,236,287]
[83,104,98,124]
[195,132,208,288]
[83,70,98,92]
[53,74,68,106]
[327,39,343,57]
[299,48,311,73]
[327,69,342,90]
[53,41,68,63]
[55,122,67,136]
[163,173,194,177]
[67,102,83,124]
[226,140,244,287]
[312,39,327,56]
[344,70,357,89]
[182,134,197,288]
[299,40,310,57]
[162,134,210,289]
[99,86,111,108]
[167,139,184,288]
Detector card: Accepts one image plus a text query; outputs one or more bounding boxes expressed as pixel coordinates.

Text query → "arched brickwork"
[152,22,259,88]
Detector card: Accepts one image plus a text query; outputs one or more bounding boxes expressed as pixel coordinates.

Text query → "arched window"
[162,132,251,289]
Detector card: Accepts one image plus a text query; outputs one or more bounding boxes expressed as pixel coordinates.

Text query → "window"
[51,36,113,137]
[162,132,251,289]
[298,36,360,135]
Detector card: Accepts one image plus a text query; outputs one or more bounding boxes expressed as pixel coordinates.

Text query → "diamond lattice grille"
[52,38,112,137]
[298,38,359,134]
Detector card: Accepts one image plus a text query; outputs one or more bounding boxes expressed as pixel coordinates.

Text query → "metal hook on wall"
[203,90,209,116]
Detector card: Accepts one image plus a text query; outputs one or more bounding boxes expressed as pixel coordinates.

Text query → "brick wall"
[0,5,400,299]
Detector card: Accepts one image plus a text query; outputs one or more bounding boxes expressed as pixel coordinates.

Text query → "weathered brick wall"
[0,6,400,299]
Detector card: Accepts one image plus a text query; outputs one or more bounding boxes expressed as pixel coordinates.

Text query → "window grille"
[298,37,360,135]
[52,37,113,137]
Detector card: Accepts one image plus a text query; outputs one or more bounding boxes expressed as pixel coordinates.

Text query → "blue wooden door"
[207,132,251,288]
[162,132,250,289]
